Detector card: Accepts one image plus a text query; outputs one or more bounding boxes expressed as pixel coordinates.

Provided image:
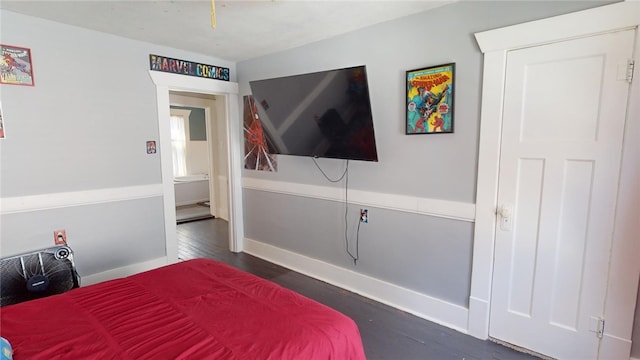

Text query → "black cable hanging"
[312,157,347,182]
[343,161,359,265]
[312,158,359,265]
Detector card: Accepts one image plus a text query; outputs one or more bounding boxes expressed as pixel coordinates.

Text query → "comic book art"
[243,95,277,172]
[406,63,454,134]
[0,45,34,86]
[149,54,229,82]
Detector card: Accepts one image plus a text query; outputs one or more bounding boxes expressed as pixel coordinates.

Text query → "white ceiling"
[0,0,453,62]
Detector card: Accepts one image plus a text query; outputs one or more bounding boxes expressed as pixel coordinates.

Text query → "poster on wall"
[0,44,34,86]
[0,101,5,139]
[406,63,454,134]
[243,95,277,172]
[146,141,156,154]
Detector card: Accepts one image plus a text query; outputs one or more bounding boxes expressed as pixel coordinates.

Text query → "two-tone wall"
[237,0,640,353]
[2,2,638,357]
[0,9,235,282]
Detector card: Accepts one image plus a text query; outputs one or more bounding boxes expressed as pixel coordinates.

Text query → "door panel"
[490,29,634,359]
[508,158,544,317]
[520,56,603,142]
[550,159,593,329]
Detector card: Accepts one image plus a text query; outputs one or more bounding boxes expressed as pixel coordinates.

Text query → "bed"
[0,258,366,359]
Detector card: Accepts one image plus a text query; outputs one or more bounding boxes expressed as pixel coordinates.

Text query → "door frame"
[168,94,223,219]
[149,71,244,261]
[468,2,640,358]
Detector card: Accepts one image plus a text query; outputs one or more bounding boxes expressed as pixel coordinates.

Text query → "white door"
[489,29,634,359]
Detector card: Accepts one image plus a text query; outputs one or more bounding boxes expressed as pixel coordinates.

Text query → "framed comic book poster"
[406,63,454,134]
[243,95,277,172]
[1,44,34,86]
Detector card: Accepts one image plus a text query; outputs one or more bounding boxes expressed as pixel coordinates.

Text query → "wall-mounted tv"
[249,65,378,162]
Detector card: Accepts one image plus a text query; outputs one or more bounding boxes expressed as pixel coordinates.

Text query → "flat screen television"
[249,65,378,162]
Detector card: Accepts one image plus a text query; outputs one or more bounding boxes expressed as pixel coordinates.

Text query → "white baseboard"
[244,238,469,333]
[467,296,490,339]
[217,208,229,221]
[630,357,640,360]
[599,331,634,360]
[80,256,168,286]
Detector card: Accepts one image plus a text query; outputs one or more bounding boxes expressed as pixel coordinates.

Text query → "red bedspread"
[0,258,365,359]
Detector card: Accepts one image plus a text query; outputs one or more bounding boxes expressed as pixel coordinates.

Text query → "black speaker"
[0,245,80,307]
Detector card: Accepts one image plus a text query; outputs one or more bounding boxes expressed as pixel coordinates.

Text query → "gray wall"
[170,106,207,141]
[239,1,615,203]
[244,189,474,305]
[3,1,637,353]
[0,10,235,276]
[237,0,626,322]
[1,198,166,277]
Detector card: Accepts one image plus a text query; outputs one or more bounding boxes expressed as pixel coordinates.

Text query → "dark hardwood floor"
[177,218,538,360]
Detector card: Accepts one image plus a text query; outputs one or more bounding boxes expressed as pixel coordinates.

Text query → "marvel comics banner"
[150,54,229,81]
[406,63,454,134]
[1,45,34,86]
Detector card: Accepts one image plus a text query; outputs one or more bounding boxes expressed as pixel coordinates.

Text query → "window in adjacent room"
[169,109,191,177]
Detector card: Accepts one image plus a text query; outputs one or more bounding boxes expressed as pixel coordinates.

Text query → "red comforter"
[0,258,366,359]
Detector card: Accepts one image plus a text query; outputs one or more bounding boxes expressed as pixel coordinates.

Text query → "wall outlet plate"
[54,229,67,245]
[360,209,369,223]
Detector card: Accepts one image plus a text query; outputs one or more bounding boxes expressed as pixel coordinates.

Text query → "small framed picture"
[146,141,157,154]
[1,44,34,86]
[406,63,454,134]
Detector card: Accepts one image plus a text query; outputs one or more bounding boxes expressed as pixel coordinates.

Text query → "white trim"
[474,1,639,53]
[149,71,239,95]
[244,238,469,333]
[217,175,229,221]
[599,333,633,360]
[604,17,640,360]
[152,80,179,263]
[468,296,490,339]
[204,105,217,218]
[467,49,507,339]
[0,184,163,214]
[148,71,244,263]
[243,177,476,222]
[630,357,640,360]
[80,256,168,286]
[471,3,640,359]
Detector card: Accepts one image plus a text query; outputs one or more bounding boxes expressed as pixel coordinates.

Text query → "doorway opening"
[168,92,229,224]
[149,71,244,263]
